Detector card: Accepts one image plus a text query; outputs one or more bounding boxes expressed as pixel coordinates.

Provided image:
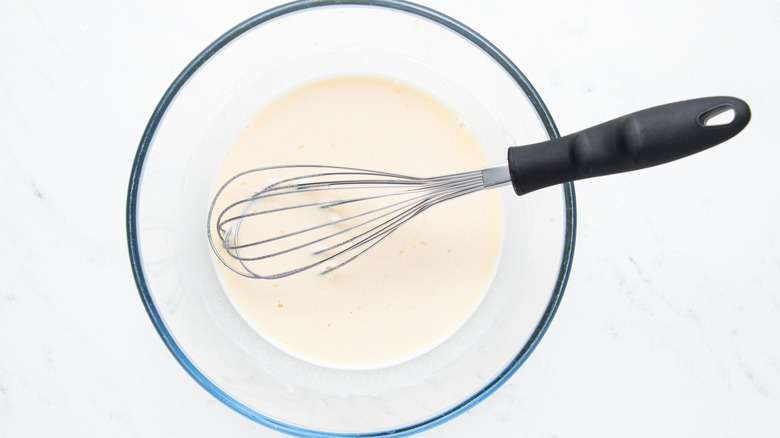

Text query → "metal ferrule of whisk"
[480,163,512,189]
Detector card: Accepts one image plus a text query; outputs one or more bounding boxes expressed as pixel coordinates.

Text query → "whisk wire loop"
[207,165,487,279]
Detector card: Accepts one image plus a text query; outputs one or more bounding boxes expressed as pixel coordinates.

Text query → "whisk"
[208,96,750,279]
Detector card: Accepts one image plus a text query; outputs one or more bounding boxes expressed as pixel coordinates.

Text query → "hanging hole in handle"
[698,104,736,127]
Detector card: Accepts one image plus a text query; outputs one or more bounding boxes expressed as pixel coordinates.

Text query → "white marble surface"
[1,0,778,436]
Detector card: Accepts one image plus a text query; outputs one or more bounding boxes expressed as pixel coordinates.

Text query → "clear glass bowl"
[126,0,576,436]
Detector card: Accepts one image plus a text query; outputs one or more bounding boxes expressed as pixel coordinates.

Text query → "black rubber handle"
[507,96,750,195]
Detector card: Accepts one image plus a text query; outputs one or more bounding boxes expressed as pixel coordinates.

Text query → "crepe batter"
[211,75,502,369]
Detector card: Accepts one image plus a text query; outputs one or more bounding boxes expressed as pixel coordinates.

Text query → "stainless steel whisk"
[208,97,750,279]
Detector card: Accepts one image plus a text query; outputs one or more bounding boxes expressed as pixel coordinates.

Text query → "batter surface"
[211,75,502,369]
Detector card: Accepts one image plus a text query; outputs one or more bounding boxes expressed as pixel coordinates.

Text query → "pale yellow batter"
[210,75,502,369]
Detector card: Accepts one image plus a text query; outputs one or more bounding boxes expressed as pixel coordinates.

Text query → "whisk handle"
[506,96,750,195]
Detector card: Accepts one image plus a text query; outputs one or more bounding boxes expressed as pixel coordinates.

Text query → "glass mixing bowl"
[126,0,576,436]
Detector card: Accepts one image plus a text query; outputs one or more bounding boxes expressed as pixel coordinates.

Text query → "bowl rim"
[125,0,577,436]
